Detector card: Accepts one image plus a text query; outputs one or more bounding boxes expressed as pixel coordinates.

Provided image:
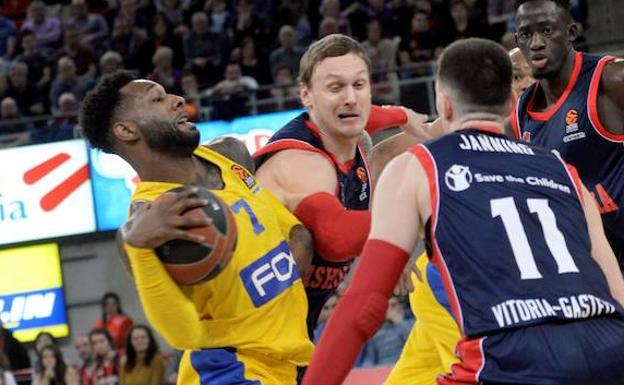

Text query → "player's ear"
[299,83,312,109]
[568,20,580,42]
[438,90,453,122]
[112,121,140,144]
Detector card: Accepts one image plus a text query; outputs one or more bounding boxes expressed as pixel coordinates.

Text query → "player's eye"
[152,96,164,103]
[543,26,553,35]
[518,31,529,40]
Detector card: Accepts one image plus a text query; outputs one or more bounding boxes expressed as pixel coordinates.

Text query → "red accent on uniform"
[23,152,70,184]
[564,163,585,206]
[365,105,408,135]
[301,239,409,385]
[40,164,90,211]
[252,138,334,165]
[595,183,619,213]
[409,145,465,332]
[294,192,371,262]
[510,97,522,140]
[527,52,583,121]
[437,338,485,385]
[587,56,624,142]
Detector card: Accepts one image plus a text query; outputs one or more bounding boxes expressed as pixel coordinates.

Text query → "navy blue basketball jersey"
[411,126,623,339]
[511,52,624,253]
[254,112,371,333]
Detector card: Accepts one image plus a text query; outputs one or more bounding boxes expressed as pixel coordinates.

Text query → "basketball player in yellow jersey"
[384,253,460,385]
[79,71,313,384]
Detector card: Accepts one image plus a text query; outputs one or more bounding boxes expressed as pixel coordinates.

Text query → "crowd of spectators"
[0,0,588,147]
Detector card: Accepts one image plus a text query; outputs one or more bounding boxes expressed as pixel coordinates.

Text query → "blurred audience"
[32,346,79,385]
[0,351,17,385]
[148,46,181,93]
[269,25,305,82]
[3,61,45,116]
[84,329,119,385]
[21,1,62,57]
[120,325,165,385]
[206,61,258,120]
[73,335,92,385]
[93,292,133,352]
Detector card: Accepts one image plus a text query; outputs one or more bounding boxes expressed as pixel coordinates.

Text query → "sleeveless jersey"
[410,127,623,338]
[511,51,624,247]
[254,112,372,333]
[130,146,313,365]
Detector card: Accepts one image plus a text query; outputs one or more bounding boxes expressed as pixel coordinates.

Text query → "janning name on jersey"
[459,134,535,155]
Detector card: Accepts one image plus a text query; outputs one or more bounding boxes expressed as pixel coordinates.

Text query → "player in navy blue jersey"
[253,34,431,337]
[303,38,624,385]
[510,0,624,269]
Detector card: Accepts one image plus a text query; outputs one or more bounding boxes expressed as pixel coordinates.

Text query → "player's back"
[410,126,624,384]
[130,146,312,384]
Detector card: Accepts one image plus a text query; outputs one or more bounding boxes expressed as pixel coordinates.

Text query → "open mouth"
[337,113,359,120]
[531,56,548,70]
[176,115,196,130]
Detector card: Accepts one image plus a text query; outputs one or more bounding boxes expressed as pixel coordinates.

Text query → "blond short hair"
[298,34,371,88]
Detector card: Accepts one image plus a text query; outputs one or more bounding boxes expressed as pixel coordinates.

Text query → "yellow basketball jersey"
[384,254,460,385]
[126,146,313,366]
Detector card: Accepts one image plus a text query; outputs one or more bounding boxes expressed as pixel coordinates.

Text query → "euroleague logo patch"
[445,164,472,192]
[565,109,579,133]
[231,165,257,190]
[356,166,367,184]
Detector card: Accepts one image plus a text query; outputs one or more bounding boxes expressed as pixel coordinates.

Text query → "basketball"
[154,187,237,285]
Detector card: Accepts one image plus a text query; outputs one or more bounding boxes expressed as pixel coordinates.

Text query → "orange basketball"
[155,187,237,285]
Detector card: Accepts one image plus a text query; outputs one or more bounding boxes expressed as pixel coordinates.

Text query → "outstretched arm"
[302,152,427,385]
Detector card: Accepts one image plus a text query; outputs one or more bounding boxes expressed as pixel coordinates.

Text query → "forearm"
[294,192,371,262]
[288,224,313,276]
[123,244,205,349]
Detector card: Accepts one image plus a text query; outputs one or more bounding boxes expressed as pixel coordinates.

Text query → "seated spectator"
[205,0,234,37]
[149,13,185,70]
[3,61,45,116]
[361,19,397,73]
[55,25,97,78]
[84,329,120,385]
[362,296,414,367]
[235,37,271,85]
[269,25,305,82]
[73,335,92,385]
[180,71,200,121]
[32,332,55,377]
[318,0,352,36]
[148,46,181,93]
[0,97,32,135]
[270,65,299,111]
[487,0,515,41]
[205,61,258,121]
[49,57,95,114]
[13,30,52,89]
[93,292,133,351]
[367,45,400,105]
[33,346,79,385]
[36,92,78,143]
[184,11,229,86]
[108,16,152,75]
[20,1,62,57]
[318,17,340,39]
[398,10,441,76]
[232,0,272,54]
[113,0,152,35]
[313,294,339,343]
[99,51,124,76]
[120,326,165,385]
[155,0,184,29]
[445,0,486,42]
[65,0,109,55]
[163,350,182,385]
[363,0,398,37]
[0,326,30,375]
[0,352,17,385]
[0,12,16,59]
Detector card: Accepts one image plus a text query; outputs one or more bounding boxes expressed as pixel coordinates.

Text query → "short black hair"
[79,70,137,153]
[515,0,570,11]
[437,38,512,114]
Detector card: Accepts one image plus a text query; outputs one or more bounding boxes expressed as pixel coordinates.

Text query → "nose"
[343,85,356,106]
[171,94,185,109]
[529,33,545,51]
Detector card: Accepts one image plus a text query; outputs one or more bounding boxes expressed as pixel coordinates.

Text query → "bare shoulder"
[261,149,338,195]
[600,59,624,98]
[204,137,254,172]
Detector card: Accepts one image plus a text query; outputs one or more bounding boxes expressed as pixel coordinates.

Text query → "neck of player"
[313,121,358,163]
[132,153,199,184]
[540,49,577,106]
[451,113,504,133]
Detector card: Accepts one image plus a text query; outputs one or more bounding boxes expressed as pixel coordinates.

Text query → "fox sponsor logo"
[240,241,299,307]
[303,265,351,290]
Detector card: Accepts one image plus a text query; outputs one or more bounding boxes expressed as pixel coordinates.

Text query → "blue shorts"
[440,316,624,385]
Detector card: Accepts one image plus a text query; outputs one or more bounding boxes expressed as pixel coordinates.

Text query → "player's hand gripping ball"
[155,187,237,285]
